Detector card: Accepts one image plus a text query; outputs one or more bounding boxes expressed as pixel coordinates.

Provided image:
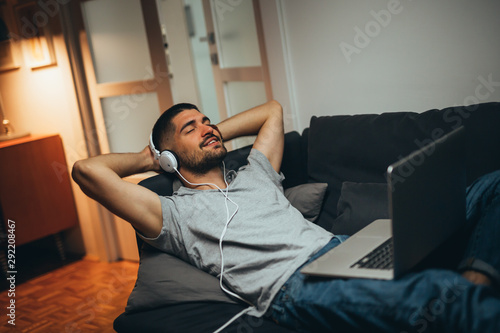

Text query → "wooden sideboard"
[0,135,79,258]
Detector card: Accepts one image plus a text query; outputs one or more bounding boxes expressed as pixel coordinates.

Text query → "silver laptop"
[301,126,466,280]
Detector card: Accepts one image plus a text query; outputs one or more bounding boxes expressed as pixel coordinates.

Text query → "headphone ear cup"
[159,150,179,173]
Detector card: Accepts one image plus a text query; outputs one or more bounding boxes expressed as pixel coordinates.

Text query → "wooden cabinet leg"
[0,250,7,275]
[54,233,66,261]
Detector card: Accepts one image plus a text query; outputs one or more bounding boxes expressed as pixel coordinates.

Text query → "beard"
[178,144,227,176]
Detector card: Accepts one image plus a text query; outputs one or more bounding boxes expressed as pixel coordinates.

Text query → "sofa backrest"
[138,131,306,195]
[306,102,500,233]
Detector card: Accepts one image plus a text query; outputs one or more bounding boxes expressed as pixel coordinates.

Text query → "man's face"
[170,109,227,175]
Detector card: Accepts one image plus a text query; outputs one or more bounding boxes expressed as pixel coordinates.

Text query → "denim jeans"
[267,170,500,333]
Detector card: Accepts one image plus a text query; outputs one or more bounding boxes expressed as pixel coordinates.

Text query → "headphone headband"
[149,133,160,160]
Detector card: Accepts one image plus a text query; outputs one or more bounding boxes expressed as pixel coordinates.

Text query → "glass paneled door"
[80,0,173,154]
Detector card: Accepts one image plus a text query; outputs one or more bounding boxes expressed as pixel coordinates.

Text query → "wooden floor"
[0,259,139,333]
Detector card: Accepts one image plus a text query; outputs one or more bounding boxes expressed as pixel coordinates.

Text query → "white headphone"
[149,133,179,173]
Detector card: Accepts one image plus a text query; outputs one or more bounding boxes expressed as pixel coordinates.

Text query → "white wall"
[262,0,500,132]
[259,0,297,133]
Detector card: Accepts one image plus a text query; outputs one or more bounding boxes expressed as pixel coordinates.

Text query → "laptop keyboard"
[350,239,394,270]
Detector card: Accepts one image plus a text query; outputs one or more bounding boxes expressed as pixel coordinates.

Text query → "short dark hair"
[151,103,199,151]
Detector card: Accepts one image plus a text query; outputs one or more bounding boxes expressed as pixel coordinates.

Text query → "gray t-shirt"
[140,148,333,316]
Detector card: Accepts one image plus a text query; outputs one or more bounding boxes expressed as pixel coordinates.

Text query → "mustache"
[200,134,220,148]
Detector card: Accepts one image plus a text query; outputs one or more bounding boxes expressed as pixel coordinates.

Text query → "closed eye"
[180,116,211,134]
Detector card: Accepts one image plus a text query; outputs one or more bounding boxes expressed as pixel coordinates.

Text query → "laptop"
[301,126,466,280]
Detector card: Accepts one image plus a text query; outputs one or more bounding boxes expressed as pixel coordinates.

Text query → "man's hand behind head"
[142,146,163,173]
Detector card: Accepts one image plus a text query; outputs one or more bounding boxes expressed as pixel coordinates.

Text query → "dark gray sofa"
[114,102,500,332]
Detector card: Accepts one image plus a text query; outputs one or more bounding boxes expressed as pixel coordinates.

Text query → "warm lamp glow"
[23,35,52,67]
[0,92,30,141]
[14,2,57,69]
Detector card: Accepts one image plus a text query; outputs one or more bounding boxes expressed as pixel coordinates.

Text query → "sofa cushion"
[332,182,389,235]
[224,131,306,190]
[284,183,328,222]
[126,244,237,313]
[281,131,309,189]
[307,102,500,233]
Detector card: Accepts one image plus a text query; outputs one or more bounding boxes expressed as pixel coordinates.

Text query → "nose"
[201,123,214,137]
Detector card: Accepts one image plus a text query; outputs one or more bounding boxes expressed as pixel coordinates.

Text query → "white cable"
[212,306,253,333]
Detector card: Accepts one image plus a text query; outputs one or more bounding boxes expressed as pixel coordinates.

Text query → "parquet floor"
[0,259,139,333]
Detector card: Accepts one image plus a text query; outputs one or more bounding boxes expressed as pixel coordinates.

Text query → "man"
[73,101,500,332]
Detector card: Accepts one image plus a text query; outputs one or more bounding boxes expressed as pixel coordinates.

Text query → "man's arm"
[72,147,163,238]
[217,100,284,172]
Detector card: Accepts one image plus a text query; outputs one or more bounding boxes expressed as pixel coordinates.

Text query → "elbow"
[269,100,283,124]
[268,100,283,121]
[72,160,91,186]
[269,100,283,113]
[71,160,82,184]
[72,159,100,198]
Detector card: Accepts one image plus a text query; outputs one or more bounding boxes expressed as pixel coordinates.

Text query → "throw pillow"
[284,183,328,222]
[125,244,237,313]
[332,182,389,235]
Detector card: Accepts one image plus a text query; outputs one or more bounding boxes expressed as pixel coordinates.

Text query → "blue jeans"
[267,170,500,333]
